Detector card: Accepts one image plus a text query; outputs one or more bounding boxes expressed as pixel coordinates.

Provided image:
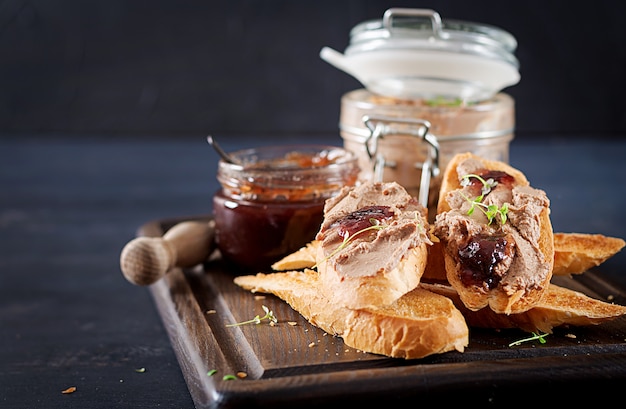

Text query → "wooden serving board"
[139,215,626,408]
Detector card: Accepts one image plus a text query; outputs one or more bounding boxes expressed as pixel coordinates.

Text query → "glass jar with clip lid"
[321,8,519,219]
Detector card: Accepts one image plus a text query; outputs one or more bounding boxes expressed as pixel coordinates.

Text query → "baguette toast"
[433,152,554,315]
[272,232,625,278]
[234,269,469,359]
[314,181,432,309]
[421,281,626,334]
[553,233,625,275]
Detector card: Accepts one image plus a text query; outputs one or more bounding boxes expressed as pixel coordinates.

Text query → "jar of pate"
[213,145,359,272]
[320,8,520,218]
[339,90,514,217]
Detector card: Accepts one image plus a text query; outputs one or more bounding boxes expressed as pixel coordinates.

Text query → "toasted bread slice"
[422,281,626,334]
[271,240,319,271]
[234,269,468,359]
[433,152,554,315]
[553,233,625,275]
[314,181,432,309]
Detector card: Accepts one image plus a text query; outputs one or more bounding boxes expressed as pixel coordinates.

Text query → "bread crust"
[434,152,555,315]
[422,281,626,334]
[234,270,468,359]
[552,233,625,275]
[271,240,319,271]
[316,241,429,309]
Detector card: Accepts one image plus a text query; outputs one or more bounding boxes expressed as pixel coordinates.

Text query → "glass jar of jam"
[212,145,360,272]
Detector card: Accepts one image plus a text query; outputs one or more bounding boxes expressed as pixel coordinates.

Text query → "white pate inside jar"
[340,90,515,216]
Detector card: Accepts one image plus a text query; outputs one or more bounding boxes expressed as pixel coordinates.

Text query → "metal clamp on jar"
[362,115,440,209]
[321,8,520,217]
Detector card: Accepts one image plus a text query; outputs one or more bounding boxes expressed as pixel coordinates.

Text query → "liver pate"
[433,157,551,297]
[316,182,431,279]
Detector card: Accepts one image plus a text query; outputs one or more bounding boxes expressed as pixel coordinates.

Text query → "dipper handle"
[120,220,216,286]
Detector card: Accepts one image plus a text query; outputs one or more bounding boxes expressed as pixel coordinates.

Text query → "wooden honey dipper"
[120,220,216,286]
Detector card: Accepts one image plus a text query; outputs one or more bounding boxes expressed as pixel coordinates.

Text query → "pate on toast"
[314,181,432,309]
[432,152,554,315]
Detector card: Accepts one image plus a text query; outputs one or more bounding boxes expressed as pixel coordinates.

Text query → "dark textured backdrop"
[1,0,625,137]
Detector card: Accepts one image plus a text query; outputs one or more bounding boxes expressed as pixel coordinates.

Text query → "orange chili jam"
[213,145,360,272]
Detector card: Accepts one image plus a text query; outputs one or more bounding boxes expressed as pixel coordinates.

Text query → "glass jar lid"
[321,8,520,101]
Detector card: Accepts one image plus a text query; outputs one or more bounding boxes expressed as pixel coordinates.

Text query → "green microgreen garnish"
[222,374,237,381]
[508,331,549,347]
[329,218,386,257]
[207,369,217,377]
[226,305,277,327]
[460,173,509,225]
[425,96,465,107]
[313,217,387,269]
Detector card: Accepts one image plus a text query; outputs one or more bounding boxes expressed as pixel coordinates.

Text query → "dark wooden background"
[1,0,625,138]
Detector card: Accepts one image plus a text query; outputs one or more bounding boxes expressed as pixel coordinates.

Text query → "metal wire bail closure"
[382,8,444,39]
[362,115,440,207]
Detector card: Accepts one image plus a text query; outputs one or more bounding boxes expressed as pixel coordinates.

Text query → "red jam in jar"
[212,145,360,272]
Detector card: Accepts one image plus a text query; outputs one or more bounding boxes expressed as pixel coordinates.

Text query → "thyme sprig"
[313,218,387,268]
[330,218,386,257]
[460,173,509,225]
[508,331,549,347]
[226,305,277,327]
